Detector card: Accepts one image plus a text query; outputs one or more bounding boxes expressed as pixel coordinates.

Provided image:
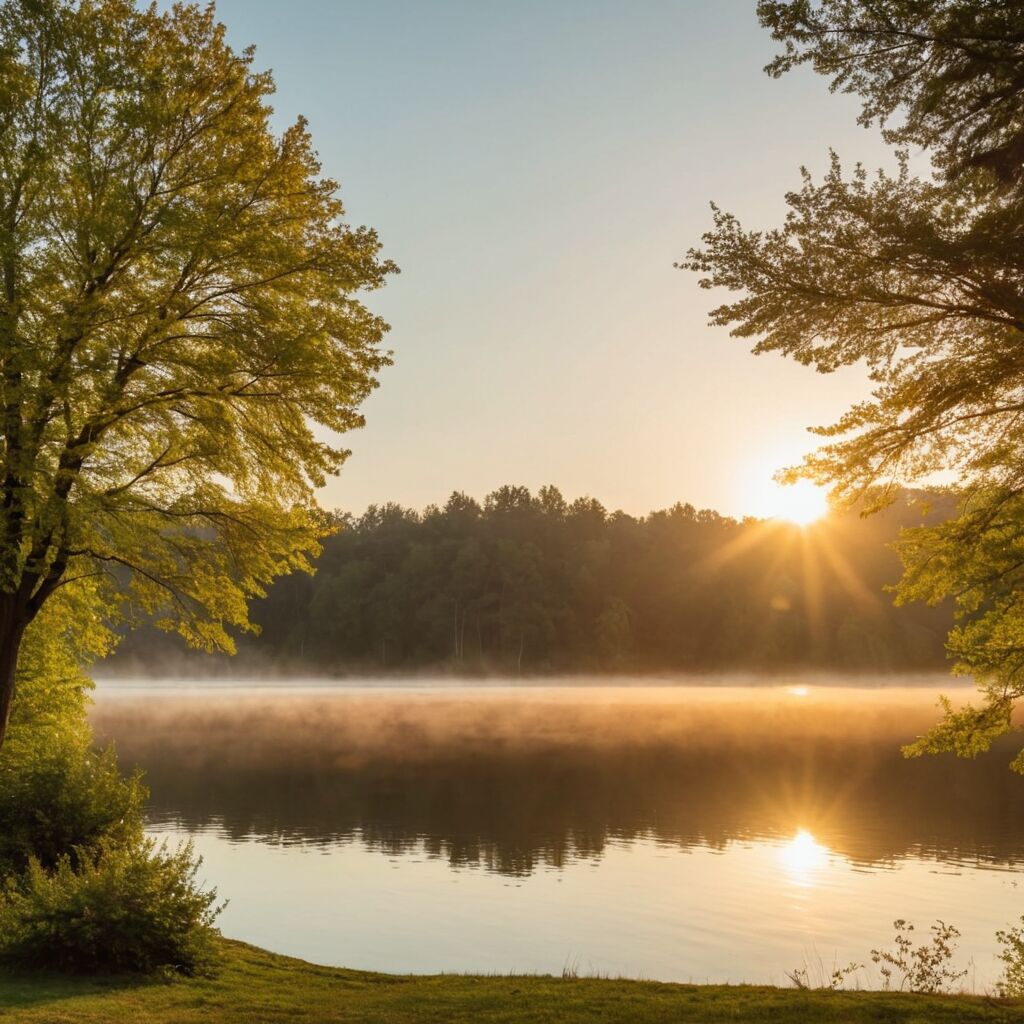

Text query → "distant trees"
[684,2,1024,768]
[0,1,393,745]
[130,484,953,676]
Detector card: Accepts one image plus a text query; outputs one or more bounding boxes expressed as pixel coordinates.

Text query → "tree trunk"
[0,596,26,749]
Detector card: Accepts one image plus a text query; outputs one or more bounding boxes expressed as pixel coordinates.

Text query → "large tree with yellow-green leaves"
[0,0,395,745]
[683,0,1024,769]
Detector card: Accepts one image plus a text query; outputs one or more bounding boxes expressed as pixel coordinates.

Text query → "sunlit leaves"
[902,694,1013,762]
[0,0,394,683]
[684,2,1024,769]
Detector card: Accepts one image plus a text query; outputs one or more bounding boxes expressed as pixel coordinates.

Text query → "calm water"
[91,679,1024,988]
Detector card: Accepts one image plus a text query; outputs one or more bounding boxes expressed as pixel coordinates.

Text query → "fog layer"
[91,680,1023,876]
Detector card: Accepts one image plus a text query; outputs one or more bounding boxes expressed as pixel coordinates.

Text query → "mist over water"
[90,678,1024,985]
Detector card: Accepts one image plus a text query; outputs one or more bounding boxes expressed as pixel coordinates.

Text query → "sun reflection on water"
[779,828,829,887]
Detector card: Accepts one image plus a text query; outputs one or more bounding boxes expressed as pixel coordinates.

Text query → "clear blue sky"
[210,0,892,518]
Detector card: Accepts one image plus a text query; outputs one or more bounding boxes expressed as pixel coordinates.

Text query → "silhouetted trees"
[115,485,954,675]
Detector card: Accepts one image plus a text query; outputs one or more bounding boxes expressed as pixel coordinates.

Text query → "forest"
[114,485,954,676]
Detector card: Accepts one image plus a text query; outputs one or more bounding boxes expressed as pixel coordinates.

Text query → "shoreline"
[0,939,1020,1023]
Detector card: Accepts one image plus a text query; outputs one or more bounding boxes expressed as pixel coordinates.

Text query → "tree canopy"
[683,0,1024,769]
[0,0,394,742]
[759,0,1024,184]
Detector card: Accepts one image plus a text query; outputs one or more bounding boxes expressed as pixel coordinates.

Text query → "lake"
[90,679,1024,990]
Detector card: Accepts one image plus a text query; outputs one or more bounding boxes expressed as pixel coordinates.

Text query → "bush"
[0,734,144,874]
[0,585,142,875]
[0,585,221,976]
[996,918,1024,998]
[0,835,222,975]
[870,919,967,994]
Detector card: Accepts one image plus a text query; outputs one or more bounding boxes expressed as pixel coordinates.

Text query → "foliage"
[0,736,143,875]
[683,1,1024,769]
[901,694,1014,764]
[0,0,394,742]
[869,919,967,994]
[116,485,952,674]
[0,940,1019,1024]
[0,835,220,976]
[759,1,1024,184]
[996,917,1024,999]
[8,581,116,732]
[0,578,216,977]
[0,584,141,874]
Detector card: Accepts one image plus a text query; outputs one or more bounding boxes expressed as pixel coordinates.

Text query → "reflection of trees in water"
[92,691,1024,878]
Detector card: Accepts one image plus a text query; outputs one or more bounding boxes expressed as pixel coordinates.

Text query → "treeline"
[143,484,953,675]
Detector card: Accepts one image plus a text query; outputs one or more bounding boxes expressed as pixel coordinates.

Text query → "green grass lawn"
[0,939,1021,1023]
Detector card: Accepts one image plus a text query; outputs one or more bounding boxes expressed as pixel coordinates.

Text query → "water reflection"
[90,683,1024,876]
[779,829,829,887]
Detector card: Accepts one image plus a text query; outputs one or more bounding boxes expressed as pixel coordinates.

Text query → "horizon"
[320,479,926,523]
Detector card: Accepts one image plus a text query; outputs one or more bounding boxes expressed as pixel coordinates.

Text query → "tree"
[145,482,948,676]
[0,0,395,744]
[759,1,1024,184]
[682,0,1024,768]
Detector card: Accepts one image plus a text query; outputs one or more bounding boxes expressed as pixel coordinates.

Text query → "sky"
[209,0,897,520]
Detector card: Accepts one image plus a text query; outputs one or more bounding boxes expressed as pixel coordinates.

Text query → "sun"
[772,479,829,526]
[749,476,829,527]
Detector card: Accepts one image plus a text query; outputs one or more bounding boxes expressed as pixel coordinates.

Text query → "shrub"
[0,584,220,976]
[870,919,967,994]
[0,584,142,875]
[0,734,144,874]
[996,918,1024,998]
[0,835,222,975]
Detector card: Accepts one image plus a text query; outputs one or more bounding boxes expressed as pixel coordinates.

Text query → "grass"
[0,939,1021,1023]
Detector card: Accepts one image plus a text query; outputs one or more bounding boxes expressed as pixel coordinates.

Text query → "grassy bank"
[0,940,1021,1023]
